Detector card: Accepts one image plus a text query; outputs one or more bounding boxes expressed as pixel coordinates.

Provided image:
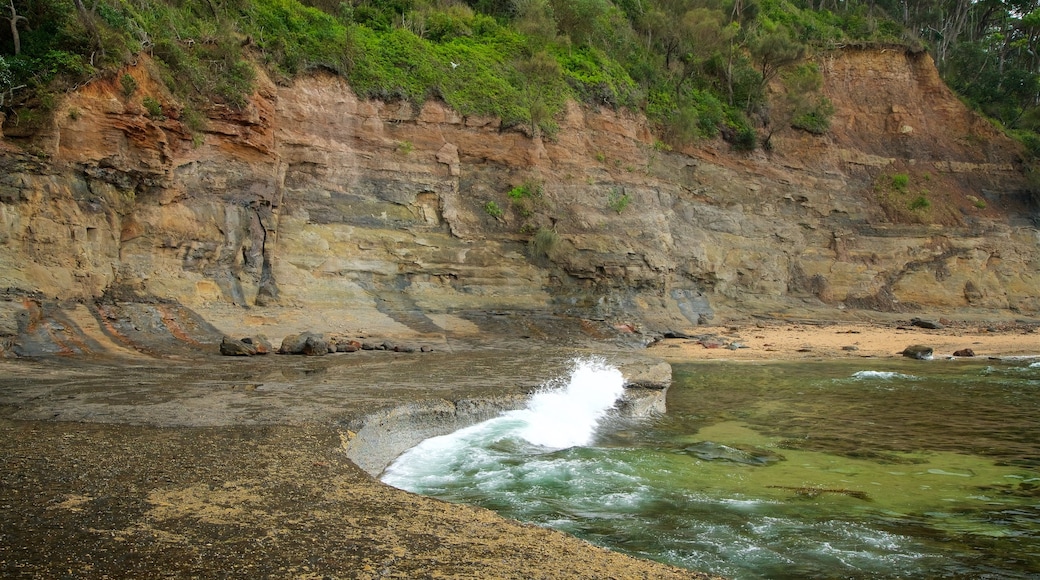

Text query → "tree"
[516,49,561,136]
[671,8,734,96]
[2,0,27,55]
[514,0,556,47]
[762,63,834,149]
[750,27,805,89]
[71,0,101,54]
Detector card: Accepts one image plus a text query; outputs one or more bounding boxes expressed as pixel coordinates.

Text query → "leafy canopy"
[1,0,1038,152]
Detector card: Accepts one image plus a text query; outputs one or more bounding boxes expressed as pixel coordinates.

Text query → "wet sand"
[648,320,1039,362]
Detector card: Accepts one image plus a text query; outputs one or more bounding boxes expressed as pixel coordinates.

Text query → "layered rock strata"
[0,47,1037,356]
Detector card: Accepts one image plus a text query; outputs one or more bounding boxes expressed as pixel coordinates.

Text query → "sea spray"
[381,357,626,491]
[516,358,626,448]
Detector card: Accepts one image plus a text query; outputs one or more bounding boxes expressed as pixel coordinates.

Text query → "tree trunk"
[4,0,26,56]
[71,0,101,52]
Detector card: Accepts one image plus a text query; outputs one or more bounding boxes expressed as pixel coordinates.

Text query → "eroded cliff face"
[1,47,1037,355]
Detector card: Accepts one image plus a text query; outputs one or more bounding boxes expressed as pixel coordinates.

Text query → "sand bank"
[648,320,1039,362]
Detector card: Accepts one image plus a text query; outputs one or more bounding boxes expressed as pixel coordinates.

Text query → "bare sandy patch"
[647,320,1039,362]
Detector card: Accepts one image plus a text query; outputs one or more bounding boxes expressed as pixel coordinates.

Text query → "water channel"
[383,357,1040,579]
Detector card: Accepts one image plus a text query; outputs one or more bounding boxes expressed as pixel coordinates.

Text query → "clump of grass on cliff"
[873,171,972,225]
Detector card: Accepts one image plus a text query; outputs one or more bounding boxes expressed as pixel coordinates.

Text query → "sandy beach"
[647,319,1040,362]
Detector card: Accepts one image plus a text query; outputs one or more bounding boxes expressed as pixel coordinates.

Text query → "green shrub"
[791,98,835,134]
[508,180,542,200]
[142,96,165,120]
[891,173,910,191]
[909,195,930,210]
[1010,129,1040,158]
[245,0,353,77]
[607,188,631,214]
[484,200,503,218]
[120,74,138,99]
[181,105,207,134]
[556,46,638,110]
[647,87,733,148]
[0,55,10,91]
[728,116,758,151]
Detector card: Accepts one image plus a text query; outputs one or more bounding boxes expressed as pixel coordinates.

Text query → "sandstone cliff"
[1,46,1037,355]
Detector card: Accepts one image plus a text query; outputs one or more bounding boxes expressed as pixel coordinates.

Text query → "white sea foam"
[851,370,917,380]
[381,357,626,491]
[513,358,625,448]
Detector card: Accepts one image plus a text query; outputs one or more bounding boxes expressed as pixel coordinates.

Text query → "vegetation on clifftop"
[2,0,1040,153]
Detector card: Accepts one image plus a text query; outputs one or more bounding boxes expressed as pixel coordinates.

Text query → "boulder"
[278,333,305,354]
[220,336,257,356]
[241,335,272,355]
[279,332,328,356]
[301,334,329,356]
[952,348,976,357]
[910,318,944,330]
[901,344,934,360]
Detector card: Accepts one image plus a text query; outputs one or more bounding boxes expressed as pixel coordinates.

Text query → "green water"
[390,358,1040,579]
[611,359,1040,578]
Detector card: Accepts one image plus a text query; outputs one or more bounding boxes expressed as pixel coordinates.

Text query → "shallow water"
[383,357,1040,579]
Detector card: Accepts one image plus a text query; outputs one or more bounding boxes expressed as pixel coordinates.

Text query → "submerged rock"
[901,344,934,360]
[682,441,784,465]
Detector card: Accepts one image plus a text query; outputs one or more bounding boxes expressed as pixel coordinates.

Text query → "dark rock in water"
[953,348,976,357]
[910,318,944,330]
[901,344,934,360]
[220,336,256,356]
[682,441,784,465]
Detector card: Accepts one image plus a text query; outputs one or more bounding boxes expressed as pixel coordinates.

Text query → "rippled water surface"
[384,358,1040,579]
